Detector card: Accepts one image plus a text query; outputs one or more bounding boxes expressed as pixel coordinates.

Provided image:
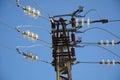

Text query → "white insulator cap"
[101,59,105,65]
[81,17,84,26]
[50,18,54,23]
[112,40,115,46]
[24,6,31,15]
[24,30,30,38]
[75,17,79,27]
[107,59,110,66]
[29,54,39,61]
[25,30,30,35]
[100,40,103,46]
[34,34,39,40]
[31,55,35,60]
[30,33,39,41]
[106,40,109,46]
[112,59,115,66]
[31,32,35,37]
[87,18,90,27]
[34,10,40,18]
[27,32,33,40]
[31,8,36,17]
[35,56,39,61]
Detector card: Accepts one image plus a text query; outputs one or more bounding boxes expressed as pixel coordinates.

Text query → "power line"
[39,39,52,45]
[0,43,15,52]
[16,44,51,49]
[76,27,120,39]
[39,59,52,65]
[109,20,120,22]
[83,9,102,19]
[0,20,15,30]
[95,44,120,59]
[32,0,50,17]
[6,0,16,6]
[76,44,120,59]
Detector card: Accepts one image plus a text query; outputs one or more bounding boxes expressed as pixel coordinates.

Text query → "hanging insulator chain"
[71,17,91,28]
[23,30,39,41]
[24,6,40,18]
[100,59,120,66]
[16,48,39,61]
[22,52,39,61]
[99,40,120,46]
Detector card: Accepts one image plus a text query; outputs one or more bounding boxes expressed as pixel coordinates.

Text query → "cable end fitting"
[16,48,21,54]
[101,19,108,23]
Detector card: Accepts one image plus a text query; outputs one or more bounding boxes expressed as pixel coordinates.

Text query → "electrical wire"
[0,20,15,30]
[32,0,50,17]
[6,0,16,6]
[0,43,15,52]
[16,25,51,34]
[73,61,103,65]
[95,44,120,59]
[78,42,98,45]
[16,44,51,49]
[83,9,102,19]
[108,20,120,22]
[40,15,51,21]
[39,59,52,64]
[39,39,52,45]
[76,27,120,39]
[76,44,120,59]
[78,61,100,64]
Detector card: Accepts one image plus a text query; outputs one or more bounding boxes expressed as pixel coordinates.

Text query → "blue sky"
[0,0,120,80]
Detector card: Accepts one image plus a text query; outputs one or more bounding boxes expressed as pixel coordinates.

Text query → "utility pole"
[51,18,75,80]
[50,7,88,80]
